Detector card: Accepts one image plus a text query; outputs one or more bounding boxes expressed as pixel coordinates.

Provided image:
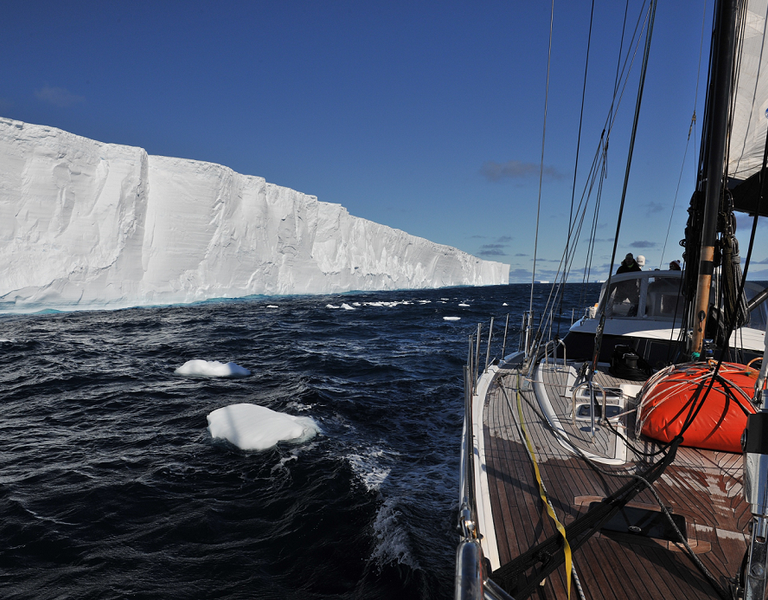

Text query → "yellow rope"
[515,374,572,599]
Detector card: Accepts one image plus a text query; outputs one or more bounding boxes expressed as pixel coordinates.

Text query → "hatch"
[589,502,687,543]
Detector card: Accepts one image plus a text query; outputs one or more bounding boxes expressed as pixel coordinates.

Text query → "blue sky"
[2,1,766,281]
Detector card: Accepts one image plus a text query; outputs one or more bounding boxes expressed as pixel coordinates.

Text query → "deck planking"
[481,361,749,599]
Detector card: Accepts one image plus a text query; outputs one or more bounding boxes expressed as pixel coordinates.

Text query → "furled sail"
[729,0,768,215]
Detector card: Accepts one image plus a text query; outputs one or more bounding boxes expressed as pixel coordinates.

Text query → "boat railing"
[542,338,567,371]
[571,379,608,437]
[457,322,518,600]
[466,316,516,394]
[518,310,534,356]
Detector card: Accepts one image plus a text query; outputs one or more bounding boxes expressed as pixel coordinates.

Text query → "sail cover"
[729,0,768,215]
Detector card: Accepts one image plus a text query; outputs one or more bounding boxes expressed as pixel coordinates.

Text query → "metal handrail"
[485,317,494,370]
[457,326,517,600]
[542,338,566,370]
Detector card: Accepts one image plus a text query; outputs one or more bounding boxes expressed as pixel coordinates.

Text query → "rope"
[530,0,555,316]
[515,373,573,599]
[558,0,595,337]
[591,0,657,378]
[525,2,653,355]
[659,0,707,268]
[506,368,733,599]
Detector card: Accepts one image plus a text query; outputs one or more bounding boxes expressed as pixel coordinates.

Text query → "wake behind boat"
[456,1,768,598]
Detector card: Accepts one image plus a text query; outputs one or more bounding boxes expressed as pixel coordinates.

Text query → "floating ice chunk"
[443,316,461,321]
[207,403,319,451]
[266,304,279,309]
[340,303,355,310]
[502,302,508,306]
[175,359,251,378]
[458,303,470,307]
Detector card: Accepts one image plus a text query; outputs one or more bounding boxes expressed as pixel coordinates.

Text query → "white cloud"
[35,85,85,107]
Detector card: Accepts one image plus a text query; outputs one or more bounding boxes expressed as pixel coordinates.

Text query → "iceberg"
[207,403,319,451]
[175,360,251,378]
[0,118,510,312]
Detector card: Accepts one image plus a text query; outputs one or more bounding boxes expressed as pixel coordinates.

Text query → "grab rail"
[542,338,567,371]
[570,380,607,439]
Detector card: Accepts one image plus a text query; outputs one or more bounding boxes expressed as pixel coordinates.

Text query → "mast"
[690,0,740,358]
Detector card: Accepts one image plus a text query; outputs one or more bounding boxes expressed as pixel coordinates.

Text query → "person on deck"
[669,260,681,270]
[617,253,641,274]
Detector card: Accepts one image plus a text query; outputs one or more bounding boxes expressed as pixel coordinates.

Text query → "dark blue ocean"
[0,283,597,600]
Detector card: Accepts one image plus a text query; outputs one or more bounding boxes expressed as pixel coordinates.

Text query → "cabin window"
[603,274,684,320]
[605,278,641,317]
[645,277,684,319]
[746,285,768,331]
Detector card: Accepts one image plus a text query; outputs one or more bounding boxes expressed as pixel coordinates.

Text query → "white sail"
[728,0,768,181]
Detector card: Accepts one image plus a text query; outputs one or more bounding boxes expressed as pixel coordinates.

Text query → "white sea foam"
[175,359,251,378]
[347,446,393,492]
[458,303,470,307]
[326,304,339,309]
[340,303,356,310]
[266,305,279,309]
[443,316,461,321]
[370,498,418,569]
[207,403,319,451]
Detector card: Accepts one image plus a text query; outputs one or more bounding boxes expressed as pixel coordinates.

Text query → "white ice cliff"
[0,118,509,311]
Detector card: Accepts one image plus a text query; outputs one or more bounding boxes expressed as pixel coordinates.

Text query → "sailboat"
[456,1,768,599]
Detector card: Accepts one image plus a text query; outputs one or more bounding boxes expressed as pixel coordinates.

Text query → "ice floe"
[175,360,251,378]
[207,403,319,451]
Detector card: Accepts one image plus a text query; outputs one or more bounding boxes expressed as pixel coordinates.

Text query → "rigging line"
[632,472,732,600]
[660,120,696,268]
[581,145,609,302]
[541,2,648,325]
[530,0,556,316]
[506,371,730,599]
[558,0,596,339]
[606,0,649,138]
[537,127,613,342]
[571,3,648,301]
[494,379,682,599]
[566,0,596,245]
[514,373,573,600]
[608,1,656,276]
[604,0,631,137]
[708,0,765,354]
[530,2,651,354]
[580,140,606,298]
[511,368,740,599]
[660,0,709,269]
[592,0,658,377]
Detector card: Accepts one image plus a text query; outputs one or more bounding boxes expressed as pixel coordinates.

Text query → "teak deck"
[479,360,749,599]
